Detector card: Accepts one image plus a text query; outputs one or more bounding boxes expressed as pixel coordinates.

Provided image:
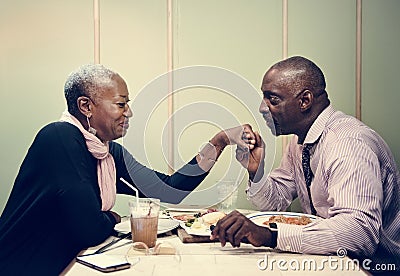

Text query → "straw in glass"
[120,177,139,211]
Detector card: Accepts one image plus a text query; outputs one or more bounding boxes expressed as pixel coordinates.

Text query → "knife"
[93,232,132,254]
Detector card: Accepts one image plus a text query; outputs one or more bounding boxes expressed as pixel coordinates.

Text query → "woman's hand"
[209,124,256,151]
[198,124,264,176]
[109,211,121,224]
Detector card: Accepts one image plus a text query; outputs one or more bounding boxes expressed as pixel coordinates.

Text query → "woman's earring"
[86,116,97,135]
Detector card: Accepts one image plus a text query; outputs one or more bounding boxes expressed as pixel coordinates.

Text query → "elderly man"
[211,56,399,272]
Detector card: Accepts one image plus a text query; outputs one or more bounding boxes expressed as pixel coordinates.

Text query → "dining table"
[61,209,370,276]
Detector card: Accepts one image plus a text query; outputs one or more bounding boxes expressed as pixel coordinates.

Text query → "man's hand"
[210,210,273,248]
[208,124,265,181]
[235,131,265,182]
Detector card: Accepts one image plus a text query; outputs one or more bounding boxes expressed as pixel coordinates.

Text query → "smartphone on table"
[76,253,131,273]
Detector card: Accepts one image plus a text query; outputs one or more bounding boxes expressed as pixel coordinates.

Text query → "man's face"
[89,75,133,142]
[259,69,302,136]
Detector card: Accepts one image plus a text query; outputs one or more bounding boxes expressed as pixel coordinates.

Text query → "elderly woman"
[0,64,254,275]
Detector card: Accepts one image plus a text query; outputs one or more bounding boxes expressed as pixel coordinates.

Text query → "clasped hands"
[208,125,271,248]
[215,124,265,182]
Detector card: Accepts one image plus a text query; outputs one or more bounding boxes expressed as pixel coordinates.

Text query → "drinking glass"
[129,198,160,248]
[216,180,238,213]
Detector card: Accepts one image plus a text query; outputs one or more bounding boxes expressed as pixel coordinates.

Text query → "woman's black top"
[0,122,208,275]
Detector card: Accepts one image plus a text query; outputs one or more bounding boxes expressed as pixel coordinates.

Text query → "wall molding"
[356,0,362,120]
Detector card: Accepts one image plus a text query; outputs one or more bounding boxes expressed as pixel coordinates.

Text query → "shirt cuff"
[275,223,303,253]
[245,175,268,198]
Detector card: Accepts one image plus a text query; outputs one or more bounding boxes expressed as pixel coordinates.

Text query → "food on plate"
[201,211,226,226]
[188,211,226,230]
[263,215,312,226]
[172,213,198,223]
[173,209,225,229]
[161,210,170,216]
[172,209,218,224]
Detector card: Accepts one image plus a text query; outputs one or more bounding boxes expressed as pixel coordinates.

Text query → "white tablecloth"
[62,232,369,276]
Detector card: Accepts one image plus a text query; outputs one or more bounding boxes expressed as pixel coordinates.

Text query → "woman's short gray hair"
[64,64,116,116]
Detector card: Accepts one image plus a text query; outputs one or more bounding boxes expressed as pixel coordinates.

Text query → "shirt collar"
[303,105,335,145]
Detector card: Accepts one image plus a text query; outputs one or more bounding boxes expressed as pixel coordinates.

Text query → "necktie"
[302,143,317,215]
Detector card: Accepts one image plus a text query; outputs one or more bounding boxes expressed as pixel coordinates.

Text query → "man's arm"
[246,136,299,212]
[274,138,382,257]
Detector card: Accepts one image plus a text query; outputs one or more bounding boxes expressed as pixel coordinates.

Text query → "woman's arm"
[112,125,256,203]
[112,143,207,204]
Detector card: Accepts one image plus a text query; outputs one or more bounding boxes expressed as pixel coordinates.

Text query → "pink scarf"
[60,111,116,211]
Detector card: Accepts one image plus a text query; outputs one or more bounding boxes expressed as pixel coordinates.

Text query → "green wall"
[1,0,399,214]
[362,0,400,163]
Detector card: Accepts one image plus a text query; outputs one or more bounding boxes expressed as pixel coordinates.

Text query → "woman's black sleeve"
[111,142,209,204]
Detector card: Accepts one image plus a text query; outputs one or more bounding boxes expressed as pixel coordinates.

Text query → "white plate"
[246,211,319,226]
[114,219,179,235]
[180,211,319,237]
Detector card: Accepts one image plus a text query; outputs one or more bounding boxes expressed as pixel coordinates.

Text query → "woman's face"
[89,75,133,142]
